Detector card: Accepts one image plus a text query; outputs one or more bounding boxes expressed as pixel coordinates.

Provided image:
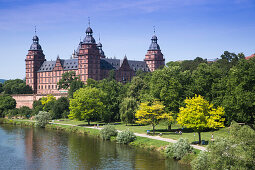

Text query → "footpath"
[50,122,207,151]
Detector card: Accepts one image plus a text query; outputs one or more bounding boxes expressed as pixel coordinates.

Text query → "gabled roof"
[38,59,78,72]
[100,58,150,72]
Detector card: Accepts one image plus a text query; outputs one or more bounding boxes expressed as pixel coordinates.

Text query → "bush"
[191,151,209,170]
[165,138,194,160]
[116,129,136,144]
[100,125,117,140]
[34,111,51,128]
[179,153,197,165]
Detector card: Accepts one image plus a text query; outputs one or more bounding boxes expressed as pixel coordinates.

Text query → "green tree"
[40,94,56,111]
[136,100,173,134]
[52,97,69,119]
[32,99,43,115]
[119,97,138,125]
[57,71,79,89]
[3,79,33,94]
[177,95,225,144]
[222,58,255,125]
[18,106,32,119]
[191,122,255,170]
[68,80,84,98]
[69,87,107,125]
[0,95,16,117]
[127,76,148,101]
[0,83,3,93]
[34,111,51,128]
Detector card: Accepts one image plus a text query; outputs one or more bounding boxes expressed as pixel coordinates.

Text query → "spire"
[88,17,90,27]
[149,26,160,50]
[83,17,96,44]
[30,26,42,51]
[97,34,105,58]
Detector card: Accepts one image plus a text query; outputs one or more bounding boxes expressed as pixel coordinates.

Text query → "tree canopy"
[177,95,225,144]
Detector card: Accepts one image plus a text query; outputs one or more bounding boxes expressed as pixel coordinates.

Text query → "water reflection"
[0,124,191,170]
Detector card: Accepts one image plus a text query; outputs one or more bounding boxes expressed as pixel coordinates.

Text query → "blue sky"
[0,0,255,79]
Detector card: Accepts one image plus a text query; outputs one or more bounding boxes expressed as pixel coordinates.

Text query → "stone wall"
[12,94,67,109]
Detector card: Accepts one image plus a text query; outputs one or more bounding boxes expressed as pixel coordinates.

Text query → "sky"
[0,0,255,79]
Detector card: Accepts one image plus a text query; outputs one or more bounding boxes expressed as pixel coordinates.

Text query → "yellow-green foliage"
[136,101,173,133]
[40,94,56,109]
[177,95,225,132]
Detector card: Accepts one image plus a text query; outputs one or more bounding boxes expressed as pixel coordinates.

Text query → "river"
[0,124,191,170]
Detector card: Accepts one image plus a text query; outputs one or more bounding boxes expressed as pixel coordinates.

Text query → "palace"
[25,25,165,94]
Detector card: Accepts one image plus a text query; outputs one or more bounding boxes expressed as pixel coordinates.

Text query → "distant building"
[245,54,255,60]
[25,25,165,94]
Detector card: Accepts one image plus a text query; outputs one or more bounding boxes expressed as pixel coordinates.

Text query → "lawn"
[55,119,229,144]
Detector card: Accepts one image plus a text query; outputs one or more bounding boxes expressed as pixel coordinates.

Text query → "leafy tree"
[57,71,79,89]
[119,97,138,125]
[32,99,43,115]
[3,79,33,94]
[18,106,32,119]
[40,94,56,111]
[177,95,225,144]
[52,97,69,119]
[69,87,107,125]
[127,76,148,101]
[0,95,16,117]
[0,83,3,93]
[222,58,255,125]
[191,122,255,170]
[34,111,51,128]
[136,100,173,134]
[68,79,84,98]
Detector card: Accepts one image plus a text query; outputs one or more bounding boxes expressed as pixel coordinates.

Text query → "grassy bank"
[55,119,229,144]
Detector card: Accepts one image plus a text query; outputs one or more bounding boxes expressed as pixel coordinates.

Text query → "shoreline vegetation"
[0,118,199,165]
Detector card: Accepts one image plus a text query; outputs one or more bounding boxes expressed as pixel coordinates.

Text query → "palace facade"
[25,26,165,94]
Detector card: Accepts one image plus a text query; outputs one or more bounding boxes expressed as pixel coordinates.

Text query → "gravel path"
[50,122,207,151]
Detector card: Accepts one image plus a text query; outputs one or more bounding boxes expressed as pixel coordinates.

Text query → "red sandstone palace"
[25,26,165,94]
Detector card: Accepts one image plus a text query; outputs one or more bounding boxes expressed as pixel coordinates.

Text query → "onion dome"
[149,35,160,50]
[97,42,105,58]
[83,26,96,44]
[30,35,42,50]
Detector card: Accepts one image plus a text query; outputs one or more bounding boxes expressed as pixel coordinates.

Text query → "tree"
[136,100,173,134]
[32,99,43,115]
[0,95,16,117]
[57,71,79,90]
[0,83,3,93]
[127,76,148,101]
[191,122,255,170]
[69,87,107,125]
[119,97,138,125]
[34,111,51,128]
[52,97,69,119]
[40,94,56,111]
[177,95,225,144]
[18,106,32,119]
[68,80,84,98]
[3,79,33,94]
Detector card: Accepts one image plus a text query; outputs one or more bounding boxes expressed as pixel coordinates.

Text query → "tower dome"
[149,35,160,50]
[97,42,105,58]
[83,26,96,44]
[30,35,42,50]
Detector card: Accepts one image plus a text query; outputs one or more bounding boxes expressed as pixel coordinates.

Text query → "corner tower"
[144,30,165,72]
[25,33,45,93]
[77,24,101,82]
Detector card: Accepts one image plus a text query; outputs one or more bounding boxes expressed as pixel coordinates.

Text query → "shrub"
[191,151,209,170]
[179,153,197,165]
[34,111,51,128]
[165,138,194,160]
[100,125,117,140]
[116,129,136,144]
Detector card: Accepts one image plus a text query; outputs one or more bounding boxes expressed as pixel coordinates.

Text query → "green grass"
[55,119,229,145]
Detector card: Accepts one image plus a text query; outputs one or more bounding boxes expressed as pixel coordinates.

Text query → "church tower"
[25,32,45,93]
[77,23,101,82]
[144,29,165,72]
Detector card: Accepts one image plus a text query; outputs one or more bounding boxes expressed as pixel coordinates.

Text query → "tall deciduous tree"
[177,95,225,144]
[3,79,33,94]
[0,95,16,117]
[69,87,107,125]
[120,97,138,125]
[136,101,173,134]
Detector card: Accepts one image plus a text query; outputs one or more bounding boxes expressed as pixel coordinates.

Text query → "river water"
[0,124,191,170]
